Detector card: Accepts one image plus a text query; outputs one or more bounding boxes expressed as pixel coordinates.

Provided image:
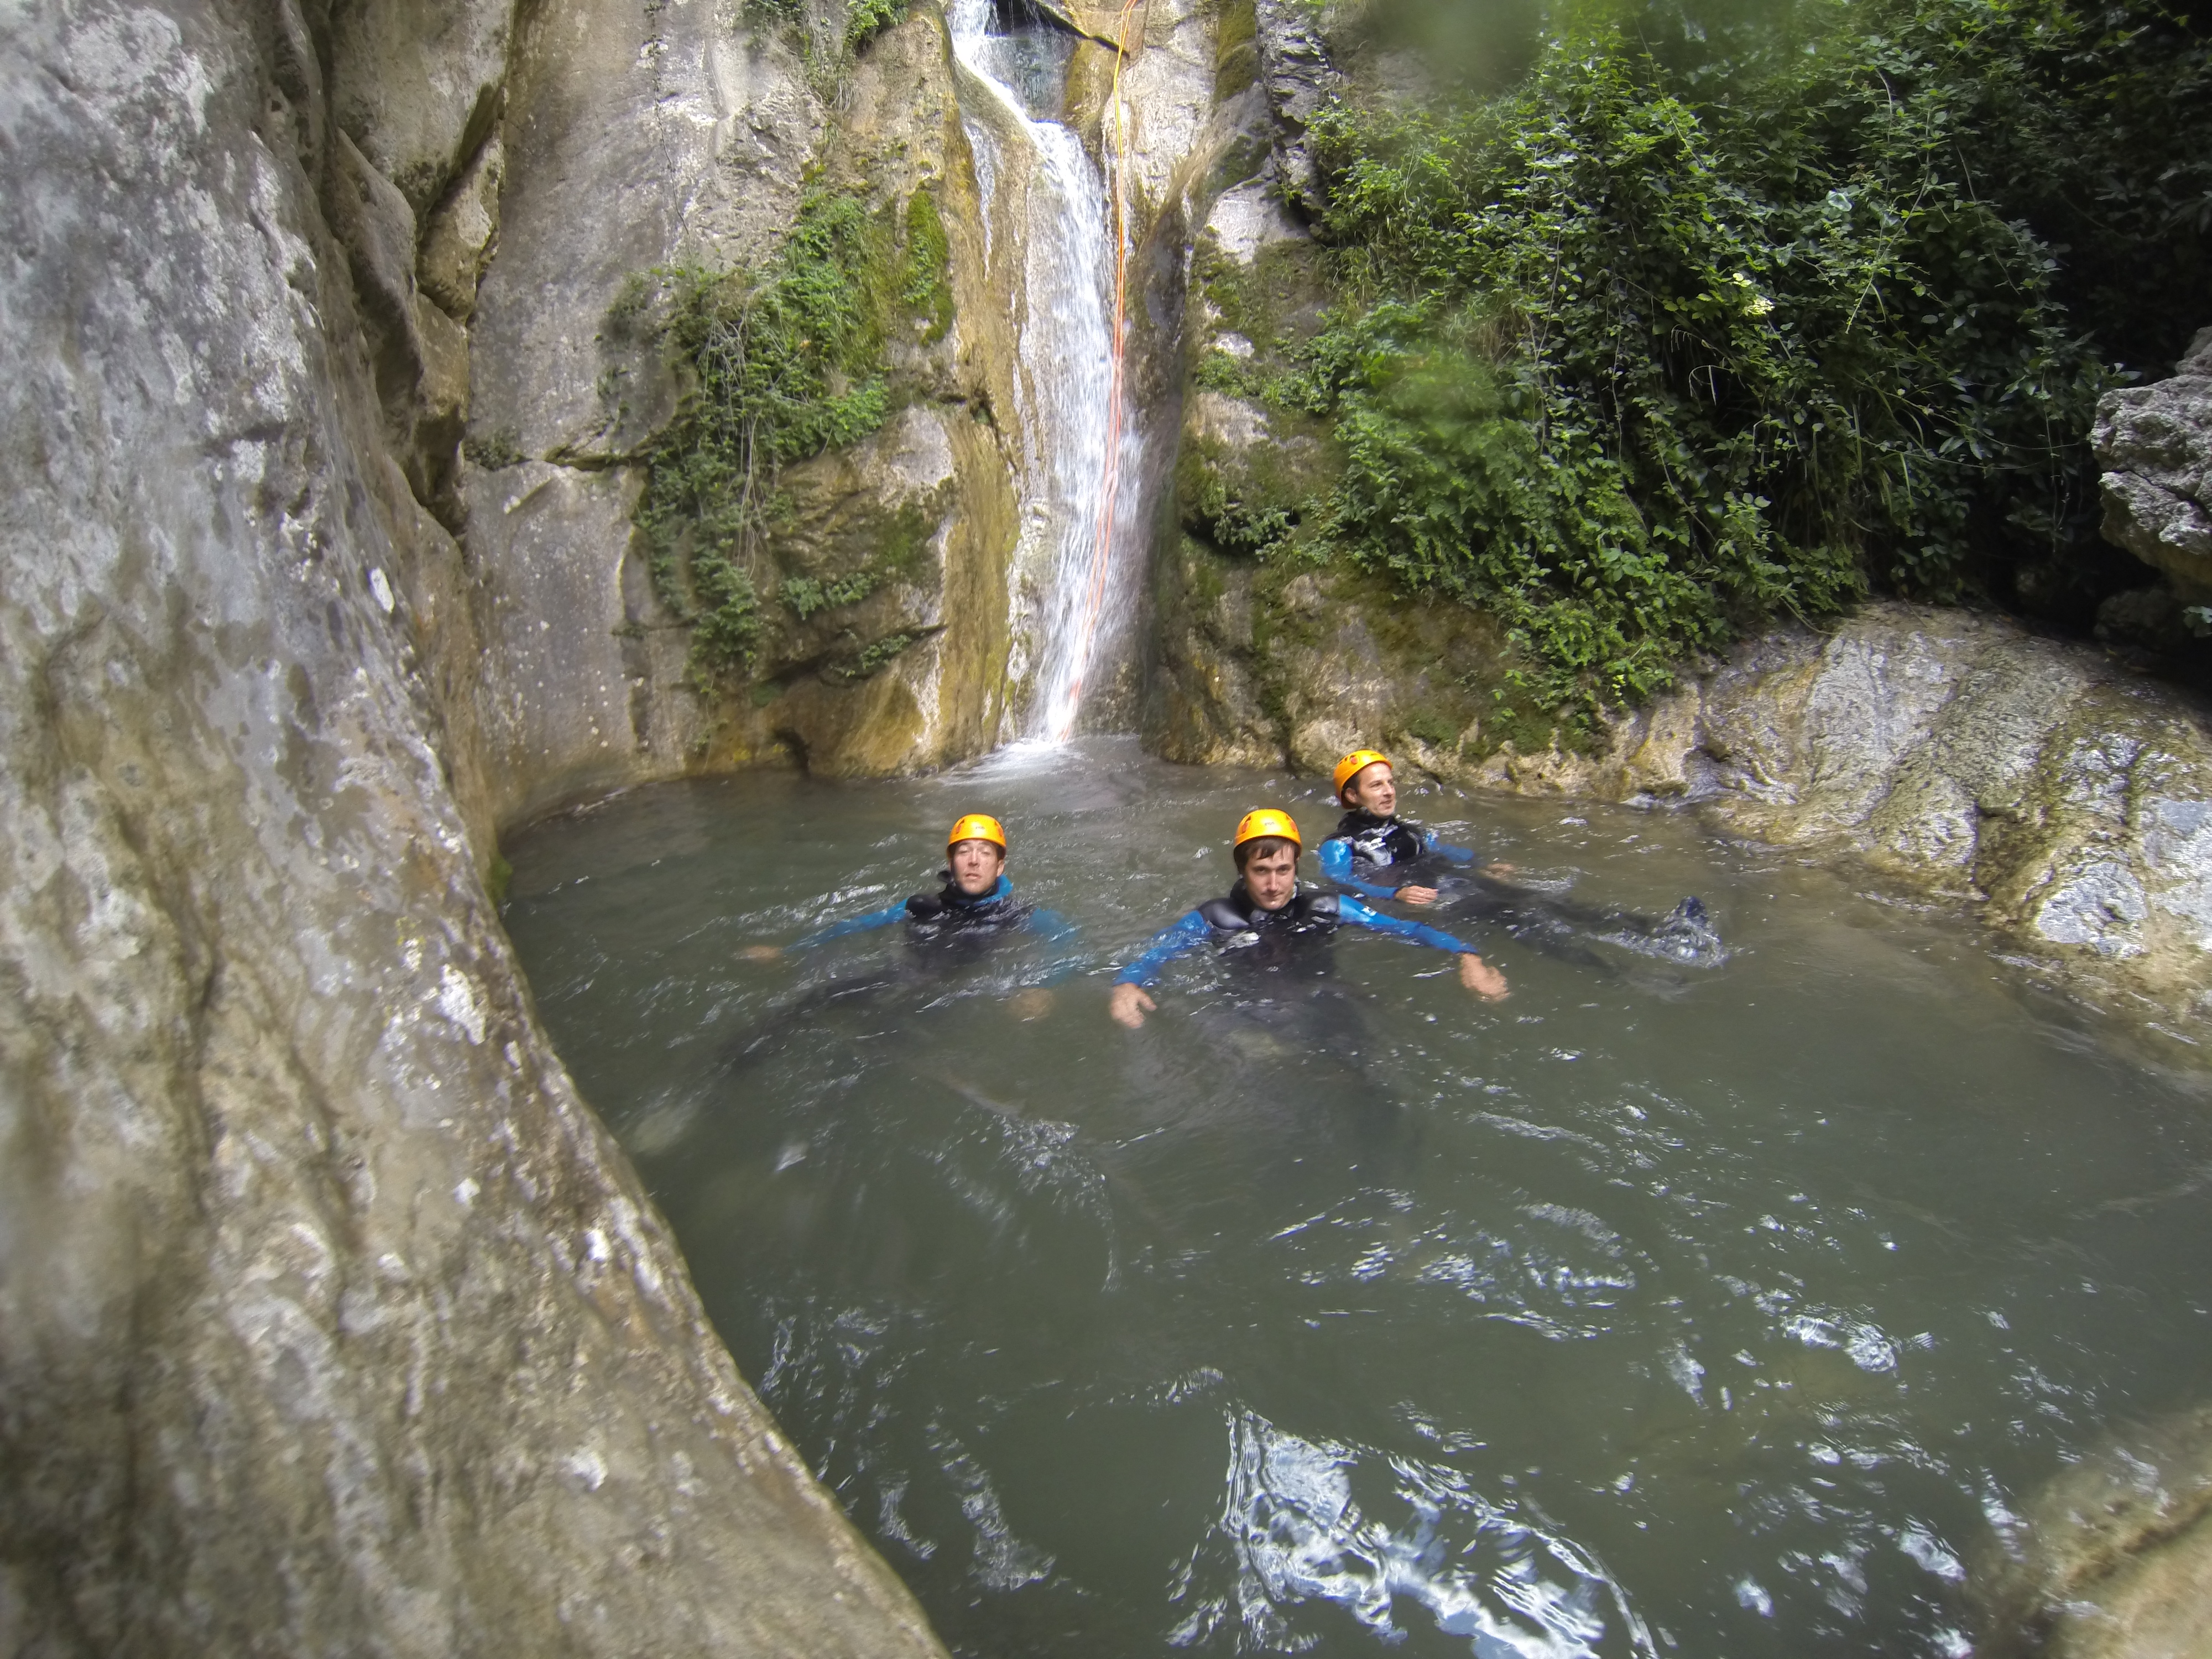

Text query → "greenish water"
[503,740,2212,1658]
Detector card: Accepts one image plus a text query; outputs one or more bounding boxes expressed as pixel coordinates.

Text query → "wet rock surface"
[0,1,946,1652]
[1973,1408,2212,1659]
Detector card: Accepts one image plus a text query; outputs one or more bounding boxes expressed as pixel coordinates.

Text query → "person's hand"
[1481,862,1516,878]
[1008,987,1055,1022]
[1458,953,1509,1001]
[1397,885,1439,906]
[1109,983,1155,1029]
[740,945,784,962]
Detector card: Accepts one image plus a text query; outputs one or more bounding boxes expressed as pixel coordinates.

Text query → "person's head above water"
[1232,808,1303,911]
[1333,749,1398,817]
[946,813,1008,898]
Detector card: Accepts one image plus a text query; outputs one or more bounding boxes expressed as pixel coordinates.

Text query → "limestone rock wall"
[465,1,1022,824]
[2095,325,2212,601]
[0,1,946,1652]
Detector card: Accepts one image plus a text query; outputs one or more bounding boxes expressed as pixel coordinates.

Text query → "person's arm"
[1109,910,1213,1029]
[1113,911,1212,986]
[1025,907,1079,946]
[1337,896,1478,954]
[789,899,910,950]
[1024,907,1083,988]
[1340,897,1509,999]
[1423,830,1478,867]
[1316,837,1402,902]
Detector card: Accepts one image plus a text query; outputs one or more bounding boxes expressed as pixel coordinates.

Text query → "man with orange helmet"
[1318,748,1725,971]
[749,812,1074,957]
[1107,808,1509,1029]
[1318,749,1482,906]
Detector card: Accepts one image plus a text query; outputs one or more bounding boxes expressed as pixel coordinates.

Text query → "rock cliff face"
[465,0,1021,823]
[2096,326,2212,601]
[0,0,948,1652]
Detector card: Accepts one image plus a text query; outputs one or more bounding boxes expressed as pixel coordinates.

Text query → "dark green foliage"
[845,0,909,51]
[1284,0,2209,723]
[633,188,947,682]
[838,631,918,679]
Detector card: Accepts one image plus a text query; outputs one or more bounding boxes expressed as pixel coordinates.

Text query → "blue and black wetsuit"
[1321,811,1724,971]
[1115,880,1478,988]
[724,875,1077,1070]
[796,873,1076,959]
[1316,810,1478,901]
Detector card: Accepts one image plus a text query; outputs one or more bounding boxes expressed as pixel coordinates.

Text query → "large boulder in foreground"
[1479,606,2212,1032]
[0,2,942,1652]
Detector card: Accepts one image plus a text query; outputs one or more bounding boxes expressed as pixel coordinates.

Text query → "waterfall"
[948,0,1144,743]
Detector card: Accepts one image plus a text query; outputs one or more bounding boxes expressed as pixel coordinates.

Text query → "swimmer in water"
[1318,749,1724,970]
[743,812,1075,1018]
[1107,808,1509,1030]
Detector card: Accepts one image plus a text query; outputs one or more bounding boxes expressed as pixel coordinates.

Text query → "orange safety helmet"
[1233,807,1302,852]
[946,813,1008,852]
[1332,748,1393,803]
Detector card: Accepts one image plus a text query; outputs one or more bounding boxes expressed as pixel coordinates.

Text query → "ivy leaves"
[1291,0,2204,725]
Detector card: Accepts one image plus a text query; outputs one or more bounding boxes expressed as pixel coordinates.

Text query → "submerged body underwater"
[505,741,2212,1659]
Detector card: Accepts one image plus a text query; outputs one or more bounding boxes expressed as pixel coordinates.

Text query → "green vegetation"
[1213,0,2211,727]
[744,0,911,77]
[844,0,910,52]
[631,184,954,684]
[902,188,954,345]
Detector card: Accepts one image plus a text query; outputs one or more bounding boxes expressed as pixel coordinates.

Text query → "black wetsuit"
[1319,812,1724,972]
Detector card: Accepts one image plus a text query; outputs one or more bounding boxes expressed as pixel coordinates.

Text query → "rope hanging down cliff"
[1052,0,1146,740]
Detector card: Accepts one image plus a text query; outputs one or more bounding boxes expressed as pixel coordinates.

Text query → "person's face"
[1243,843,1299,911]
[950,839,1005,896]
[1347,763,1397,817]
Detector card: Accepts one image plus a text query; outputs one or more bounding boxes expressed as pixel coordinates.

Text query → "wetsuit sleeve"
[1025,907,1083,987]
[1423,830,1478,867]
[1338,896,1480,956]
[1025,907,1078,946]
[1113,911,1213,986]
[790,900,910,950]
[1317,837,1402,902]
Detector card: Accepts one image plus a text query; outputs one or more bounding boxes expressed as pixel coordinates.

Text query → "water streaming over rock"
[949,0,1145,741]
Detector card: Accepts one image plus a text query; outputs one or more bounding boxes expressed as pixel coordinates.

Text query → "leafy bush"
[845,0,909,51]
[634,190,920,676]
[1282,0,2209,722]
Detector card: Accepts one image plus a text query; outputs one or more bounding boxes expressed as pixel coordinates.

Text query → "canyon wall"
[0,0,953,1650]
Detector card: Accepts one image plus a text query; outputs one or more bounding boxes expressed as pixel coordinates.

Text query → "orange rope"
[1057,0,1144,734]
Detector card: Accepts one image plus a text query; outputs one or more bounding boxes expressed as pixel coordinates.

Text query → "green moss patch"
[629,186,953,690]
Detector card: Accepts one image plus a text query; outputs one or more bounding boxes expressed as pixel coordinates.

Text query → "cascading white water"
[948,0,1145,743]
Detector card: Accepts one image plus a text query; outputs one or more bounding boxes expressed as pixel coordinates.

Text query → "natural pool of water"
[503,740,2212,1658]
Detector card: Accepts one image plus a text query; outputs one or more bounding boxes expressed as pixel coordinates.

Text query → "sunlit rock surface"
[1973,1408,2212,1659]
[2096,326,2212,599]
[0,1,946,1651]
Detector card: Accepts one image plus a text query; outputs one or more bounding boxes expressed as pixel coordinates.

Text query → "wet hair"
[1234,836,1299,873]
